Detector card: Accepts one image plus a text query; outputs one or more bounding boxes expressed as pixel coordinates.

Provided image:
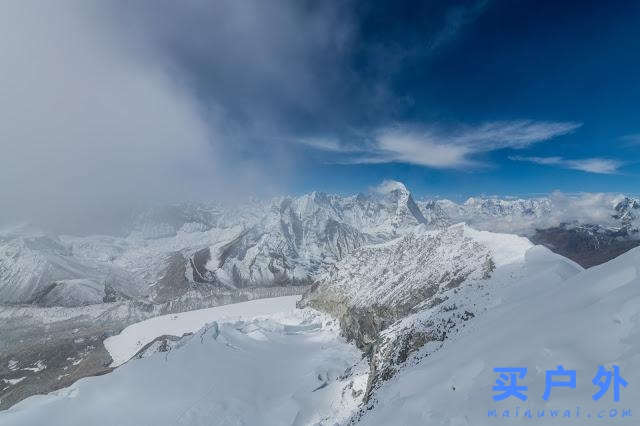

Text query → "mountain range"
[3,211,639,425]
[1,181,639,413]
[2,182,638,309]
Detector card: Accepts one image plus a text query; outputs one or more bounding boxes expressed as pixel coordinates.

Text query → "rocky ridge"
[299,223,509,409]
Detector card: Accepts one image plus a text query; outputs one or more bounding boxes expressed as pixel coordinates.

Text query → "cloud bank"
[0,3,225,233]
[440,191,628,235]
[0,1,356,234]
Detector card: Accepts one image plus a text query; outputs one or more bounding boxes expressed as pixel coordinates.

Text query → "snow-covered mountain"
[299,224,496,349]
[3,184,639,309]
[0,226,144,307]
[300,223,538,408]
[354,243,640,425]
[426,194,640,235]
[2,182,640,417]
[6,225,639,425]
[613,196,640,230]
[0,181,442,308]
[0,182,446,409]
[432,196,552,228]
[419,194,640,268]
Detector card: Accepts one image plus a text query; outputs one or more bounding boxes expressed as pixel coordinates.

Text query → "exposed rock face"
[427,195,640,267]
[418,200,451,229]
[530,224,640,268]
[300,225,493,342]
[363,303,476,403]
[150,252,191,304]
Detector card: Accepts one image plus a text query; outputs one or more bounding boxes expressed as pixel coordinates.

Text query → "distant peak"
[463,197,477,205]
[374,180,409,196]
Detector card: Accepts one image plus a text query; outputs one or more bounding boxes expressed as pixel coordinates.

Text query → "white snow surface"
[356,246,640,425]
[104,295,301,367]
[462,224,533,266]
[0,299,363,426]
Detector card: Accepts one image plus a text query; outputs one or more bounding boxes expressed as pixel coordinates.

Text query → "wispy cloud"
[305,120,581,169]
[510,156,623,174]
[297,138,360,153]
[620,134,640,147]
[447,120,582,150]
[428,0,490,51]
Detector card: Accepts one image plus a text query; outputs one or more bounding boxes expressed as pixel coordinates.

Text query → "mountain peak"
[374,180,409,196]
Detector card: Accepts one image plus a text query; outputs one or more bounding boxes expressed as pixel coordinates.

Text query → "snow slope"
[3,240,640,425]
[356,246,640,425]
[462,225,533,266]
[104,295,301,367]
[0,300,363,426]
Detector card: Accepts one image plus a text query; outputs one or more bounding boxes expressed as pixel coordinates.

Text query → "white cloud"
[368,128,475,168]
[441,190,628,235]
[449,120,582,150]
[0,2,225,233]
[309,120,581,168]
[548,191,625,226]
[510,156,623,174]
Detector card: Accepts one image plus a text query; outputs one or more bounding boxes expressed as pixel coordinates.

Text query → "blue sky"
[287,0,640,198]
[2,1,640,232]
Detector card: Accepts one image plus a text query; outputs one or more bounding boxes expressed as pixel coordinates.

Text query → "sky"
[1,0,639,233]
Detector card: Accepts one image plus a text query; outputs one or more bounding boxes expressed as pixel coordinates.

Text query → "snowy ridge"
[353,245,640,425]
[299,223,538,409]
[302,224,495,314]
